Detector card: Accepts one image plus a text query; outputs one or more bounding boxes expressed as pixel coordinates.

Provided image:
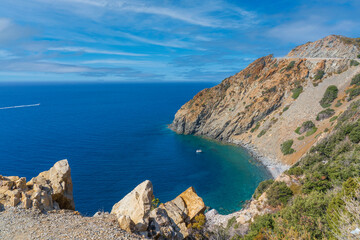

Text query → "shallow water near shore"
[0,82,271,215]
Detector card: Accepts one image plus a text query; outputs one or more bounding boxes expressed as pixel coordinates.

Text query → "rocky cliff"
[170,35,360,175]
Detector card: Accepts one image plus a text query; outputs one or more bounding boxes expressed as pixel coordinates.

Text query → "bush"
[358,54,360,58]
[250,122,260,133]
[253,179,274,199]
[316,108,335,121]
[350,74,360,86]
[267,181,293,207]
[280,191,330,239]
[330,116,338,122]
[320,85,338,108]
[257,129,266,138]
[335,100,342,107]
[244,214,275,240]
[349,125,360,143]
[297,121,316,134]
[286,167,304,176]
[348,87,360,100]
[281,140,295,155]
[291,86,303,99]
[350,60,360,67]
[314,70,325,80]
[298,136,305,140]
[286,61,296,71]
[302,174,331,193]
[283,105,290,112]
[305,127,318,136]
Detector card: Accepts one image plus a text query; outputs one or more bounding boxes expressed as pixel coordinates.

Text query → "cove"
[0,82,271,215]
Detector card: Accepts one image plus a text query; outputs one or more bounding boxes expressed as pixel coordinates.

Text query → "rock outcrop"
[287,35,360,59]
[111,180,153,232]
[170,35,360,172]
[0,159,74,211]
[110,181,206,239]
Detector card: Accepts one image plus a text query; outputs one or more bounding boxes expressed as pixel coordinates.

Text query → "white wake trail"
[0,103,40,110]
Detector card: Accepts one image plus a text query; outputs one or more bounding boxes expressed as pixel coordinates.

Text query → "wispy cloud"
[48,47,147,56]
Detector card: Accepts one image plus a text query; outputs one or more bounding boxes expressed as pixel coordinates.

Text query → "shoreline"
[232,140,290,178]
[168,125,289,178]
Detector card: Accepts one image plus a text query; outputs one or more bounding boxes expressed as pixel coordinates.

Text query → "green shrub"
[335,100,342,107]
[267,181,293,207]
[350,60,359,67]
[314,70,325,80]
[316,108,335,121]
[286,167,304,176]
[283,105,290,112]
[253,179,274,199]
[286,61,295,71]
[298,136,305,140]
[250,122,260,133]
[358,54,360,58]
[291,86,303,99]
[348,87,360,100]
[330,116,338,122]
[320,85,338,108]
[350,74,360,86]
[305,127,318,136]
[281,140,295,155]
[349,125,360,143]
[244,214,275,240]
[280,191,330,239]
[302,174,331,194]
[257,129,266,138]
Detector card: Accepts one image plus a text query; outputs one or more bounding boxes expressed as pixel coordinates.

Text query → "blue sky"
[0,0,359,82]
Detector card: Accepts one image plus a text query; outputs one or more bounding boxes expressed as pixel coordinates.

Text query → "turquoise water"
[0,82,271,215]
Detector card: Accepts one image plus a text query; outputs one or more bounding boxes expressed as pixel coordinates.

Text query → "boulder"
[111,180,153,232]
[0,159,75,211]
[178,187,206,220]
[159,201,188,239]
[148,207,180,240]
[29,159,74,210]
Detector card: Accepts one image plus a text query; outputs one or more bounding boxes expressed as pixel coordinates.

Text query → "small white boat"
[196,149,202,153]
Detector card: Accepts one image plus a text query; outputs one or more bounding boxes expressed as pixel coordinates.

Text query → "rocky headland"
[170,35,360,238]
[170,35,360,176]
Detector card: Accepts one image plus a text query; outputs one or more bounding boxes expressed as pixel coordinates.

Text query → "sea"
[0,82,271,215]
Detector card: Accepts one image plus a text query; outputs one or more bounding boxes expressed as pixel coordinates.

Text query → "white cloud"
[267,19,357,44]
[48,47,148,56]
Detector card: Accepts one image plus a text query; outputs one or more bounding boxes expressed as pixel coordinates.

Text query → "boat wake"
[0,103,40,110]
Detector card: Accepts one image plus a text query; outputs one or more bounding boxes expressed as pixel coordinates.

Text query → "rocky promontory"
[170,35,360,176]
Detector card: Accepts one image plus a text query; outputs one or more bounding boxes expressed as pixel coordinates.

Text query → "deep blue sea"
[0,82,271,215]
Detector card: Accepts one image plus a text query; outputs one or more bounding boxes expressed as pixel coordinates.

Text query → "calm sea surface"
[0,82,271,215]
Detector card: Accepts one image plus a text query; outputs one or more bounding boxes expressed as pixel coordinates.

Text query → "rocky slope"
[170,35,360,176]
[0,160,206,239]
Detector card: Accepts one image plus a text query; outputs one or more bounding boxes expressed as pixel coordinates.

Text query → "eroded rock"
[111,180,153,232]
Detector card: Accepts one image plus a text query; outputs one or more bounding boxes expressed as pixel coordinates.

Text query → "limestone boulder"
[178,186,206,220]
[29,159,74,210]
[1,159,75,211]
[111,180,153,232]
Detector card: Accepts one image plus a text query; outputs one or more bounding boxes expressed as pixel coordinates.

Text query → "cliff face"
[170,35,360,170]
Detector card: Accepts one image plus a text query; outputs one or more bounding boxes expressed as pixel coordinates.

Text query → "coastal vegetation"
[280,140,295,155]
[239,100,360,239]
[320,85,338,108]
[317,108,335,121]
[291,86,303,99]
[314,70,325,80]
